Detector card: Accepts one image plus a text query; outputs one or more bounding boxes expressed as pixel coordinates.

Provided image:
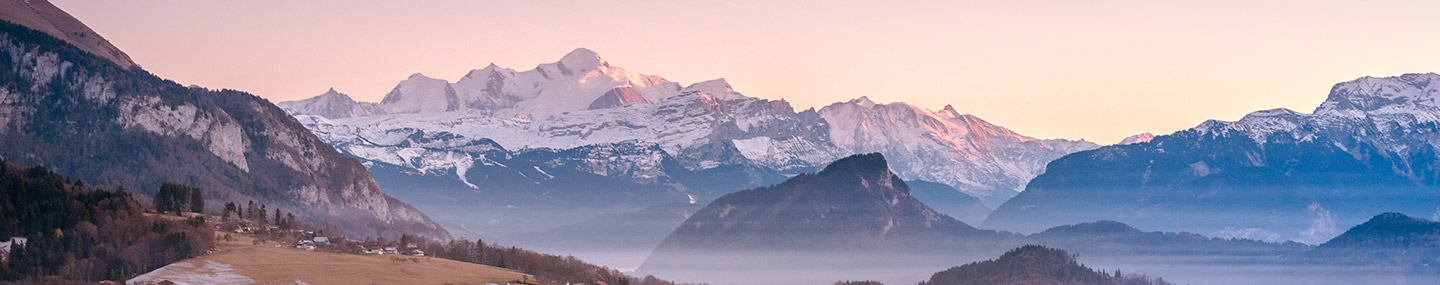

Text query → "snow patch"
[127,260,254,285]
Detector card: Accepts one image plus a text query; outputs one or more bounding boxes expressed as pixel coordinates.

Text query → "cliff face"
[0,15,447,239]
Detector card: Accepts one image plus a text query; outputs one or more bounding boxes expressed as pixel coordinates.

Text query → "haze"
[51,0,1440,143]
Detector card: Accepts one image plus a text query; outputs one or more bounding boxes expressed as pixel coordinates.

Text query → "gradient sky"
[51,0,1440,143]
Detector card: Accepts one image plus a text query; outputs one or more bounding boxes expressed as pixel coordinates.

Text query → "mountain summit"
[638,153,1016,284]
[646,153,997,253]
[0,0,136,69]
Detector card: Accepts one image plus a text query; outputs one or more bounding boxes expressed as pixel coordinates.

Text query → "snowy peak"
[818,99,1099,205]
[850,96,878,108]
[277,88,382,119]
[682,78,747,100]
[1315,73,1440,115]
[938,104,962,119]
[380,73,460,113]
[1194,73,1440,145]
[1116,132,1155,145]
[556,47,609,72]
[289,48,691,118]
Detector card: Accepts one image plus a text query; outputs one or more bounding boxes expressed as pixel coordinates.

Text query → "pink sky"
[51,0,1440,143]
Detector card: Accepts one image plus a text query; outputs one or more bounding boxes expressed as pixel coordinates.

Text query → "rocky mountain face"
[0,11,446,239]
[277,88,382,119]
[986,73,1440,244]
[818,98,1099,205]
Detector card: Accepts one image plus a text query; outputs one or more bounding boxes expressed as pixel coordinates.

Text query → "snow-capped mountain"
[293,89,827,234]
[277,88,382,119]
[818,97,1099,206]
[986,73,1440,243]
[376,48,683,119]
[1117,132,1155,145]
[282,48,1095,235]
[1196,73,1440,150]
[304,89,840,173]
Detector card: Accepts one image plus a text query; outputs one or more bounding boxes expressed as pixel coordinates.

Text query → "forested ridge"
[919,245,1171,285]
[0,159,213,282]
[419,237,697,285]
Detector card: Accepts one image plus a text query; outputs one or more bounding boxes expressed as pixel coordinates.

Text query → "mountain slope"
[637,153,1018,284]
[1311,212,1440,262]
[0,0,135,69]
[987,73,1440,243]
[280,49,1093,239]
[0,9,446,239]
[819,98,1098,205]
[646,153,1003,253]
[277,88,381,119]
[906,180,990,224]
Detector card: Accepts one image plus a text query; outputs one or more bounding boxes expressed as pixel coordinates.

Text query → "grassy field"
[129,231,532,285]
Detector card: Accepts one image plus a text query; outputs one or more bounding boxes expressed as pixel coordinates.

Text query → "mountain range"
[635,153,1315,284]
[0,0,446,239]
[280,49,1097,236]
[638,153,1439,284]
[986,73,1440,244]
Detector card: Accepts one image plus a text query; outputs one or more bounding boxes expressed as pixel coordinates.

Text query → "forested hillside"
[0,160,213,282]
[919,245,1171,285]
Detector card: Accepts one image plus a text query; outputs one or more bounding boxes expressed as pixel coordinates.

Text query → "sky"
[51,0,1440,143]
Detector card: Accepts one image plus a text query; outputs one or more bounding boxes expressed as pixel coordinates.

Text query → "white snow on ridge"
[283,48,1100,205]
[1197,73,1440,154]
[818,98,1098,202]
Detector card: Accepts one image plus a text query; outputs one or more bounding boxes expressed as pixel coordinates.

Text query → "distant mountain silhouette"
[918,245,1172,285]
[1312,213,1440,262]
[647,153,1010,253]
[987,74,1440,244]
[907,180,991,224]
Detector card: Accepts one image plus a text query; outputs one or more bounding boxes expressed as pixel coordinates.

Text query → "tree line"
[154,183,203,215]
[221,201,297,230]
[415,237,699,285]
[0,160,214,282]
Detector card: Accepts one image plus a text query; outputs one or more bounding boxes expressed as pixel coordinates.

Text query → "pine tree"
[223,202,236,219]
[189,187,204,213]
